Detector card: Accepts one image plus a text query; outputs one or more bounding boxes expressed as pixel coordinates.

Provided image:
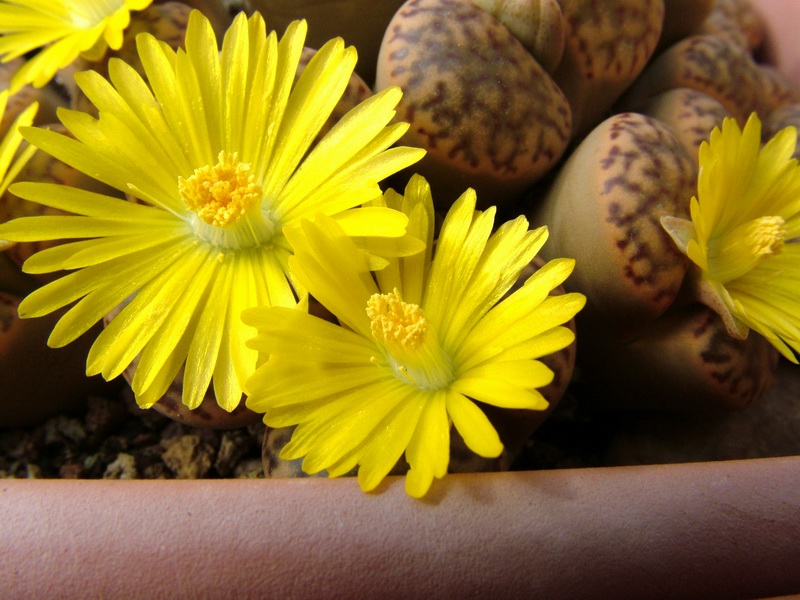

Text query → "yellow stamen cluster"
[367,288,453,390]
[710,215,787,283]
[747,216,785,256]
[367,288,428,350]
[179,151,261,227]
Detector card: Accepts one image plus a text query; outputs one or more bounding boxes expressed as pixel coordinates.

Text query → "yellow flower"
[0,10,424,410]
[662,113,800,363]
[0,0,153,93]
[0,89,38,251]
[244,175,586,498]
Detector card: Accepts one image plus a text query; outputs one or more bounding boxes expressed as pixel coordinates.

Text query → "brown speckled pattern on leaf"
[700,0,765,50]
[529,112,694,344]
[551,0,663,136]
[638,88,732,161]
[693,309,778,409]
[622,34,783,123]
[377,0,570,199]
[559,0,663,81]
[601,114,693,311]
[470,0,566,73]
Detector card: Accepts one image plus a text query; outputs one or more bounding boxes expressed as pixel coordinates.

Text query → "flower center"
[178,152,276,251]
[748,216,786,256]
[367,289,453,390]
[179,151,261,228]
[709,215,786,282]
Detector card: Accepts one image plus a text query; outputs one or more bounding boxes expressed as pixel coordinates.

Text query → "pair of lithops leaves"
[371,0,674,209]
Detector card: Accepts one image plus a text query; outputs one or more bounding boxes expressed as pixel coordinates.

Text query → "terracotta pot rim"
[3,456,800,598]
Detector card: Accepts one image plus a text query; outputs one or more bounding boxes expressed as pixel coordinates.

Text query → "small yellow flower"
[0,10,424,410]
[662,113,800,362]
[0,0,153,93]
[244,175,585,498]
[0,89,38,251]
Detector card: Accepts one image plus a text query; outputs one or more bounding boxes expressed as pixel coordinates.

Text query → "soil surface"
[3,362,799,480]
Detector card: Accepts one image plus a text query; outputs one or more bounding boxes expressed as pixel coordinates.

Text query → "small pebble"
[162,435,215,479]
[103,453,138,479]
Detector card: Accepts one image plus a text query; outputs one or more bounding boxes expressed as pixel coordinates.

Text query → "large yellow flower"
[0,89,38,251]
[0,10,424,410]
[662,113,800,362]
[0,0,153,93]
[244,175,585,498]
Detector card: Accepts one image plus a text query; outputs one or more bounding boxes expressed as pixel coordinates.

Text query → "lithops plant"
[529,112,695,344]
[528,107,783,411]
[469,0,566,74]
[587,304,778,411]
[529,0,800,413]
[637,88,732,161]
[698,0,766,51]
[620,33,799,124]
[551,0,664,138]
[376,0,571,210]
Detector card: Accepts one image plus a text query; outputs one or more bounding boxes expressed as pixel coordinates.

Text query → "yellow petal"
[458,359,554,391]
[133,247,217,393]
[247,362,383,424]
[85,243,201,380]
[357,391,426,492]
[445,390,503,458]
[451,377,549,410]
[244,306,375,362]
[182,255,235,409]
[405,389,449,498]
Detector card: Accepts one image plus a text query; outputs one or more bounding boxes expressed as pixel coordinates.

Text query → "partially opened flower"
[244,175,586,498]
[0,0,154,93]
[0,10,425,411]
[662,113,800,363]
[0,89,38,251]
